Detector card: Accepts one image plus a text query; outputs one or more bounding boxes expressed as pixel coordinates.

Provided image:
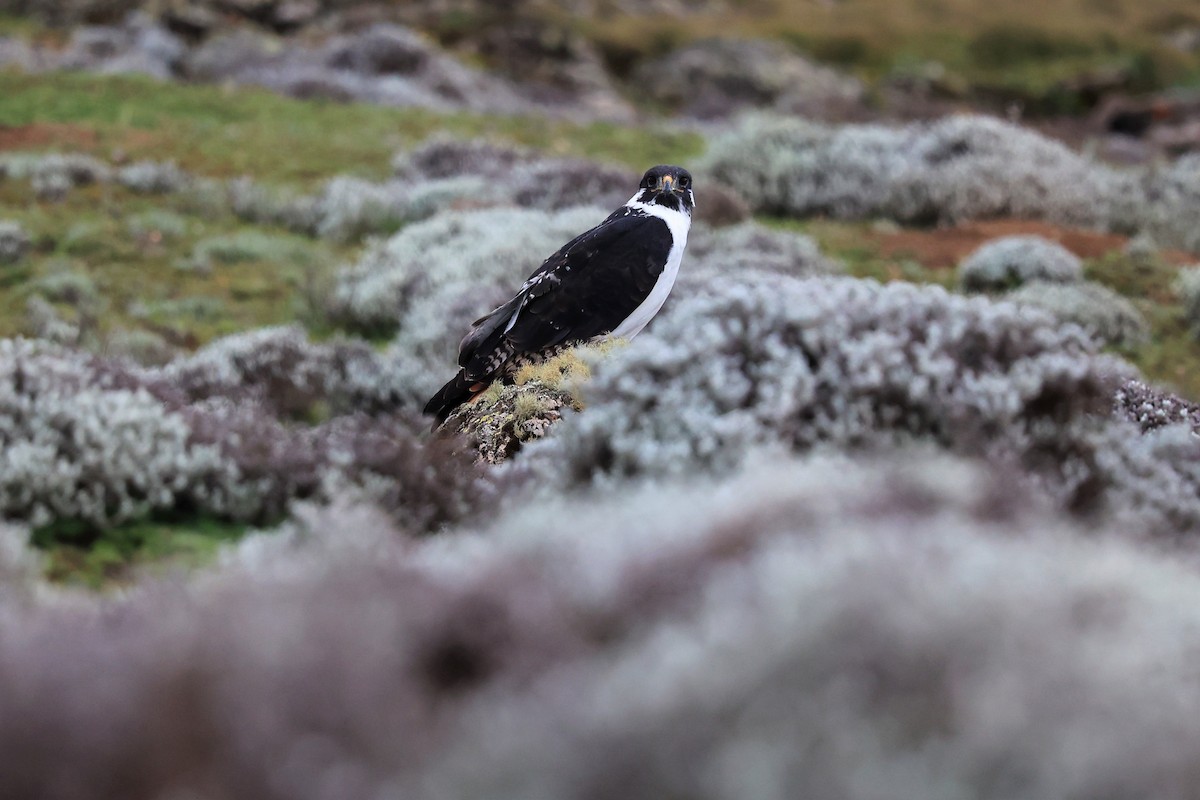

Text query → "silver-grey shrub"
[1174,264,1200,337]
[224,176,320,232]
[0,152,111,201]
[311,174,496,243]
[115,160,188,194]
[0,220,31,265]
[524,273,1126,484]
[957,235,1083,292]
[701,114,1141,230]
[1141,154,1200,253]
[685,220,841,280]
[1007,280,1149,347]
[393,136,533,179]
[0,338,240,528]
[158,325,411,415]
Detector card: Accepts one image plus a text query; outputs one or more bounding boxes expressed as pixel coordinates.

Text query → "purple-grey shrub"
[157,325,409,416]
[1114,379,1200,433]
[5,454,1200,797]
[0,331,485,530]
[0,151,111,201]
[522,271,1200,533]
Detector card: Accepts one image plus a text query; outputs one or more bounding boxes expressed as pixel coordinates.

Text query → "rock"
[160,0,222,38]
[634,38,866,120]
[181,28,285,81]
[443,380,578,465]
[325,23,430,74]
[62,25,131,64]
[271,0,321,31]
[1163,26,1200,54]
[215,0,277,17]
[57,15,184,79]
[474,20,635,121]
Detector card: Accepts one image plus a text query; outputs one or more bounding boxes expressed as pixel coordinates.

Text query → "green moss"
[31,516,248,589]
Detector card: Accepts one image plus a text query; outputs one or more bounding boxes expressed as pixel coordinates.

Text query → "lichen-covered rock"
[178,23,543,116]
[444,382,579,465]
[472,19,635,121]
[440,345,605,464]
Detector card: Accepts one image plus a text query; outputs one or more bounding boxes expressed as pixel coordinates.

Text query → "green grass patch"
[0,72,703,185]
[0,178,354,347]
[31,515,248,589]
[1086,250,1200,399]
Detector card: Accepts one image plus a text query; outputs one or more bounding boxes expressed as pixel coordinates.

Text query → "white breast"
[607,196,691,340]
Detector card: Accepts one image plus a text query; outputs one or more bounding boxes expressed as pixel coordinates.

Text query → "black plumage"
[424,165,693,426]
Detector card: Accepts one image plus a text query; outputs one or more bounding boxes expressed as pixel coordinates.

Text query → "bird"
[424,164,695,426]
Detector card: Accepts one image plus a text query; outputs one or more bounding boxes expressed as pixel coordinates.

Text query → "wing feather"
[457,211,673,380]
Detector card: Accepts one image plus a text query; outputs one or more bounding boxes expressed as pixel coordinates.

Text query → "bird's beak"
[655,174,677,194]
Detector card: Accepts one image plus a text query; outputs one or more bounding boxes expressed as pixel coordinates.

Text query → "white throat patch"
[607,196,692,339]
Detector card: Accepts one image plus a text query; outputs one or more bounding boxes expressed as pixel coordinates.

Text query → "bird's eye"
[679,176,691,188]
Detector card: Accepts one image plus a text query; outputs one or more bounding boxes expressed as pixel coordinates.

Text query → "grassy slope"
[0,72,702,184]
[0,72,702,585]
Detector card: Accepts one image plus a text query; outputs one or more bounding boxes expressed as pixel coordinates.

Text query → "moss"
[444,344,627,464]
[514,347,592,387]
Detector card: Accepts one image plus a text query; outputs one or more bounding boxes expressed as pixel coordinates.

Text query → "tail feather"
[423,369,487,429]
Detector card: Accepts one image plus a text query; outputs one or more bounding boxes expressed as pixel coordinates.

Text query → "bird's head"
[635,165,695,214]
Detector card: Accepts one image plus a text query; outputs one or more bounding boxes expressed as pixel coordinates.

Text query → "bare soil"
[869,219,1197,269]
